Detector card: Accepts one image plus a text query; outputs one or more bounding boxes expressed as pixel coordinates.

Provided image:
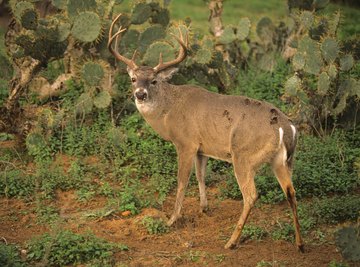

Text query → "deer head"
[108,14,188,104]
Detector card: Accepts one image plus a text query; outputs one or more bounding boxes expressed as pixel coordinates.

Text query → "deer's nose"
[135,89,148,101]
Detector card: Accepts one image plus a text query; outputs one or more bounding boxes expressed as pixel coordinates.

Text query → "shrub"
[26,230,127,266]
[141,216,169,235]
[0,242,26,267]
[309,195,360,224]
[293,131,359,198]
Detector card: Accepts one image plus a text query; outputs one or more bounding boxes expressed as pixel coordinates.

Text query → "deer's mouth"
[134,89,148,102]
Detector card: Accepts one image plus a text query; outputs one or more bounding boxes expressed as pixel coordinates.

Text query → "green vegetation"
[141,216,169,235]
[26,230,128,266]
[0,0,359,266]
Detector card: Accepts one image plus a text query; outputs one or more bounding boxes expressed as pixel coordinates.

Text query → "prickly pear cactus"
[284,6,359,125]
[335,225,360,262]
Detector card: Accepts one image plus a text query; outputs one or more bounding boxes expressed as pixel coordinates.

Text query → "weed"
[241,224,267,241]
[271,221,294,242]
[294,131,359,198]
[141,216,169,235]
[26,230,127,266]
[35,204,60,224]
[309,195,360,224]
[214,253,226,263]
[0,169,35,198]
[256,260,287,267]
[76,187,96,202]
[0,242,26,267]
[328,260,349,267]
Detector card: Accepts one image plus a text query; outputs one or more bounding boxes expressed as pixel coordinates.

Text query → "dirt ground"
[1,185,355,267]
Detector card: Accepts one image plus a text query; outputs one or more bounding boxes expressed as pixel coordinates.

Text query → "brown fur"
[126,67,304,251]
[108,17,303,251]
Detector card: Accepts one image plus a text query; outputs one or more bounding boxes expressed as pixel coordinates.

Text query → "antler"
[108,14,138,70]
[153,27,188,73]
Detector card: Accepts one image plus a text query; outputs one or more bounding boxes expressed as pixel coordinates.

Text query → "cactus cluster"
[284,7,359,117]
[335,225,360,262]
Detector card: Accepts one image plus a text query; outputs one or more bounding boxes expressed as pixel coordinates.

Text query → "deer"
[108,14,304,252]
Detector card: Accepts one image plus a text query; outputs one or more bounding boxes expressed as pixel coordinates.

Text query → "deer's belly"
[198,144,233,163]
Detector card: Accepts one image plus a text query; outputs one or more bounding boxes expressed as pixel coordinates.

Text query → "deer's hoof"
[297,244,305,253]
[200,205,209,214]
[224,241,237,250]
[166,217,177,227]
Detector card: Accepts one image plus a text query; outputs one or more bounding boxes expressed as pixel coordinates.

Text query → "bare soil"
[1,186,354,267]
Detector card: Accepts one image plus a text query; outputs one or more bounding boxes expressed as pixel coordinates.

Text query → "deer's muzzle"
[134,88,148,102]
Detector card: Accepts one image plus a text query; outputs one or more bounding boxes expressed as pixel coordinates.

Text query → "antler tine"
[108,14,138,70]
[153,27,188,73]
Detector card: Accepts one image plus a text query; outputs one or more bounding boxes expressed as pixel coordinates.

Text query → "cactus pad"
[317,72,330,96]
[139,25,166,53]
[327,63,337,79]
[335,226,360,261]
[76,92,93,115]
[321,38,339,63]
[298,36,323,75]
[57,22,71,42]
[219,25,236,45]
[292,53,305,70]
[71,11,102,43]
[67,0,97,20]
[300,11,314,29]
[26,132,46,152]
[13,1,34,21]
[285,75,301,96]
[51,0,66,10]
[93,90,112,109]
[340,54,354,71]
[329,11,341,36]
[313,0,330,10]
[81,61,105,86]
[151,7,170,27]
[20,9,38,30]
[142,41,175,66]
[256,17,274,43]
[119,29,140,51]
[131,2,152,25]
[194,48,213,65]
[237,17,251,41]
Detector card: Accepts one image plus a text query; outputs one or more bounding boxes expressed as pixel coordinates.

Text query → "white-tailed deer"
[108,14,304,251]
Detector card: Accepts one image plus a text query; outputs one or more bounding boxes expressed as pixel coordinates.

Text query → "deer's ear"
[157,67,178,81]
[127,67,135,77]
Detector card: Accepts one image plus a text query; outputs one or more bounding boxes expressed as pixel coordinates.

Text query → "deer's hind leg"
[195,154,209,212]
[272,147,304,252]
[224,156,258,249]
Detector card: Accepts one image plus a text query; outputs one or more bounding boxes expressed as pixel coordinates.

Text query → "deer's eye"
[151,80,157,85]
[131,78,136,83]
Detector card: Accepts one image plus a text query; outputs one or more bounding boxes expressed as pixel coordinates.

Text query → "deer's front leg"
[167,147,196,226]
